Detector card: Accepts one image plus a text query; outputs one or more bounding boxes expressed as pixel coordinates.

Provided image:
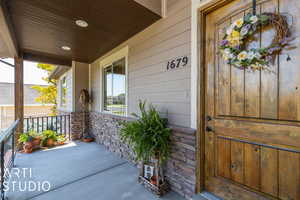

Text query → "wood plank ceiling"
[6,0,160,65]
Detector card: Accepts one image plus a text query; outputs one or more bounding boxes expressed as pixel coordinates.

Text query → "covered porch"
[7,141,186,200]
[2,0,300,199]
[0,0,163,134]
[0,0,192,199]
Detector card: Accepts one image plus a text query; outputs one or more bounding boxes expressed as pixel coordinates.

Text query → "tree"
[31,63,57,115]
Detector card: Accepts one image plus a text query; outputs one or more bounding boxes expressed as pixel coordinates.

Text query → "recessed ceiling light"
[75,19,88,28]
[61,46,71,51]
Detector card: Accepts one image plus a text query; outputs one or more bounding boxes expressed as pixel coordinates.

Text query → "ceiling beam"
[0,0,19,57]
[23,52,72,66]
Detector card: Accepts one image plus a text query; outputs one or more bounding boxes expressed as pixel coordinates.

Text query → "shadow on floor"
[6,142,185,200]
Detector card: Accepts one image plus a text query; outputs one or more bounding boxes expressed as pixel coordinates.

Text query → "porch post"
[14,56,24,143]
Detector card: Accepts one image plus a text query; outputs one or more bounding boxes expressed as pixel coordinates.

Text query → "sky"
[0,58,49,85]
[0,58,125,93]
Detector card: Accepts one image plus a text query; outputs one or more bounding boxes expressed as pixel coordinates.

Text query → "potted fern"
[18,133,34,153]
[41,130,57,147]
[120,101,171,196]
[28,130,42,147]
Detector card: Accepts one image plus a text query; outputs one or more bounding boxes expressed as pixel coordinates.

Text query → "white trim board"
[99,46,129,115]
[190,0,215,129]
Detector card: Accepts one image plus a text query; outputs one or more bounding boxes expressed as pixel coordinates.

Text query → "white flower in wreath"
[226,23,236,35]
[233,18,244,28]
[240,29,248,36]
[240,24,251,36]
[225,53,235,61]
[224,48,231,54]
[222,48,234,61]
[247,51,261,60]
[255,52,262,59]
[237,51,248,61]
[247,51,256,60]
[228,53,235,59]
[250,15,258,24]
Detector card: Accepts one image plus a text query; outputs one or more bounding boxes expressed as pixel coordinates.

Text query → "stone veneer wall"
[70,112,89,140]
[165,126,196,198]
[88,112,135,162]
[88,111,196,199]
[57,111,89,140]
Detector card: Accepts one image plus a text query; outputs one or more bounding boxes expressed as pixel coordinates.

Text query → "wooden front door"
[204,0,300,199]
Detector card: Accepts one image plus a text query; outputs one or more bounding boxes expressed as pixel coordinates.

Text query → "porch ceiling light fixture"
[75,19,88,28]
[61,46,71,51]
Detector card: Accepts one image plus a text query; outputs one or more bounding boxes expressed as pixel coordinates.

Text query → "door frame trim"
[195,0,236,193]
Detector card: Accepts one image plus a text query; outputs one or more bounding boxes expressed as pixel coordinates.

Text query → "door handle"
[206,126,213,132]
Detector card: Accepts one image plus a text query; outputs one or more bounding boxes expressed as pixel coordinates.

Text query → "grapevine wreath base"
[219,12,291,71]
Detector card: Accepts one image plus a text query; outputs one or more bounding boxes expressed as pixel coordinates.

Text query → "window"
[61,76,67,107]
[103,58,126,116]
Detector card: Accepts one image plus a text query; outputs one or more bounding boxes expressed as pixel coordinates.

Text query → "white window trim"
[191,0,212,129]
[60,75,67,107]
[99,46,129,116]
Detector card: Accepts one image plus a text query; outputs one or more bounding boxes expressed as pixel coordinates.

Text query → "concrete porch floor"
[6,142,186,200]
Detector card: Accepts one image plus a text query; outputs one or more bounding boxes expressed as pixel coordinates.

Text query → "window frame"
[102,57,128,116]
[60,75,67,107]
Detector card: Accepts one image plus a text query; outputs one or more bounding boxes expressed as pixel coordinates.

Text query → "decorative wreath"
[219,12,291,71]
[79,89,90,109]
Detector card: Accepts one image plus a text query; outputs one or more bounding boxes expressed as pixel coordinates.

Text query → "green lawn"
[106,104,126,108]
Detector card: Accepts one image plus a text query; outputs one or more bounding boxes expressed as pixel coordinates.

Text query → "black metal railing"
[24,115,71,140]
[0,120,19,200]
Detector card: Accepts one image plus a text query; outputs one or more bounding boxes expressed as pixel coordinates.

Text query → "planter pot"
[150,176,157,186]
[46,138,55,147]
[138,176,169,197]
[82,138,94,143]
[56,141,65,146]
[32,138,41,146]
[139,159,169,197]
[23,142,33,153]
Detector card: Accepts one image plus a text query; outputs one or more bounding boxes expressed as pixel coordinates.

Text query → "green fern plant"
[41,130,57,146]
[18,133,33,144]
[120,100,171,164]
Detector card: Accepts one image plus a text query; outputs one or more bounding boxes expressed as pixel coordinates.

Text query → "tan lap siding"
[90,0,191,127]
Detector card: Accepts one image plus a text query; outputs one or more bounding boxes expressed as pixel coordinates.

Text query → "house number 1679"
[166,56,189,70]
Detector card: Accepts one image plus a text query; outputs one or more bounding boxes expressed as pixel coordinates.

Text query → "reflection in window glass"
[103,58,126,115]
